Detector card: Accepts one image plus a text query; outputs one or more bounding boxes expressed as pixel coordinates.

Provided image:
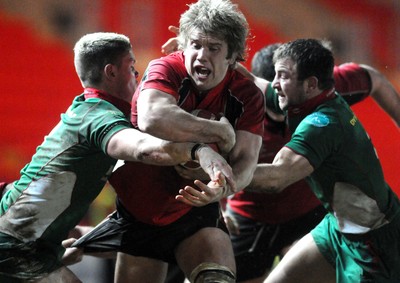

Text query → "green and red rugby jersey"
[0,89,131,249]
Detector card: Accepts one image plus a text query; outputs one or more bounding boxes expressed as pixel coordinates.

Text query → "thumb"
[62,238,77,248]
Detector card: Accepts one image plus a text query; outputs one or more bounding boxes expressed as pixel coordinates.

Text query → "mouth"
[278,93,286,102]
[194,66,211,80]
[277,91,284,97]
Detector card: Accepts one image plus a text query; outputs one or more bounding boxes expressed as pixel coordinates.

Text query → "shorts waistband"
[342,209,400,241]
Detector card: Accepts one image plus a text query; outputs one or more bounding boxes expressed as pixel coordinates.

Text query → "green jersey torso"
[0,94,131,244]
[266,86,400,233]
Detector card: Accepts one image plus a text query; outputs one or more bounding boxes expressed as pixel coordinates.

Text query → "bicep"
[137,89,197,140]
[137,89,178,129]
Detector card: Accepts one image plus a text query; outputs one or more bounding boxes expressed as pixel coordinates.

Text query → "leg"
[225,209,277,283]
[265,233,335,283]
[35,266,82,283]
[165,263,186,283]
[114,252,168,283]
[175,227,236,282]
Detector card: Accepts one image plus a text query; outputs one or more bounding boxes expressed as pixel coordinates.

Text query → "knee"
[189,262,236,283]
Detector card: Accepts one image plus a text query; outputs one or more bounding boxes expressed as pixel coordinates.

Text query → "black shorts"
[227,204,327,281]
[73,200,228,263]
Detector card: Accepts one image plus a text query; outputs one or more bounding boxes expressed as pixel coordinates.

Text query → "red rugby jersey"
[110,51,264,226]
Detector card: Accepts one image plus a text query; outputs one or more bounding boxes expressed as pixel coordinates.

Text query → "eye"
[193,43,201,50]
[131,66,139,77]
[209,46,219,52]
[276,71,288,80]
[189,40,202,50]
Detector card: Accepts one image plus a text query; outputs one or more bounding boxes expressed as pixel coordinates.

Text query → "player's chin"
[278,100,288,111]
[192,77,212,91]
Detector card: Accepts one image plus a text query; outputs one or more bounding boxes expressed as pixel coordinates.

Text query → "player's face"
[115,50,139,102]
[184,29,234,93]
[272,58,307,111]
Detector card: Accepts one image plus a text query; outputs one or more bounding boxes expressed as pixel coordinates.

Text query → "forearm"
[361,64,400,127]
[141,107,231,143]
[137,89,234,143]
[107,129,193,165]
[135,139,194,165]
[370,80,400,127]
[228,132,262,194]
[229,156,257,194]
[245,147,314,193]
[245,163,286,193]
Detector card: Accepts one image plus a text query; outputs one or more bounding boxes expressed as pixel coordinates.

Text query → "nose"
[134,71,139,78]
[196,48,208,61]
[271,74,280,89]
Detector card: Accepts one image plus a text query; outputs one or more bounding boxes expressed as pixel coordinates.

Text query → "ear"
[228,52,238,65]
[304,76,318,92]
[104,64,116,80]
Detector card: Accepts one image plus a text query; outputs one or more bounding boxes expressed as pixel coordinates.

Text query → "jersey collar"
[287,88,336,118]
[84,88,131,117]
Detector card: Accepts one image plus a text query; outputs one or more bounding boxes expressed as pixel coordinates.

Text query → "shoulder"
[297,104,344,137]
[149,51,185,72]
[145,51,187,81]
[302,112,331,128]
[229,70,264,98]
[334,62,371,104]
[78,98,130,129]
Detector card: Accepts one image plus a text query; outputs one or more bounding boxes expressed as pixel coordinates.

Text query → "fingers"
[168,25,179,35]
[175,187,204,207]
[161,26,180,55]
[215,171,226,186]
[161,38,178,55]
[61,247,84,266]
[62,238,84,266]
[62,237,77,248]
[175,179,226,207]
[210,166,236,193]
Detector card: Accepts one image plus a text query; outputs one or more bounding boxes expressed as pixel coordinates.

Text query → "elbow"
[137,115,159,134]
[133,137,155,163]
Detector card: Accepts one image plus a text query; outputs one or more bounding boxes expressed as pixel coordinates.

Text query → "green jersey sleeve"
[285,109,342,169]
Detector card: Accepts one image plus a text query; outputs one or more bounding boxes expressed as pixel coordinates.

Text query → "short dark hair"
[273,39,335,90]
[74,32,132,86]
[251,43,281,81]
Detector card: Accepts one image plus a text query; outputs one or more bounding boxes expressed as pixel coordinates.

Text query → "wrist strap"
[191,143,204,160]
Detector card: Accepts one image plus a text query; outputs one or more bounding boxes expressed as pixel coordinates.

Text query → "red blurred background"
[0,0,399,223]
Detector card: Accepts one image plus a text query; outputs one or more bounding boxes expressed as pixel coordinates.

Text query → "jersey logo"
[304,112,330,127]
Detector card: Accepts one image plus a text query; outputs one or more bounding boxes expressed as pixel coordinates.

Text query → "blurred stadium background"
[0,0,399,281]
